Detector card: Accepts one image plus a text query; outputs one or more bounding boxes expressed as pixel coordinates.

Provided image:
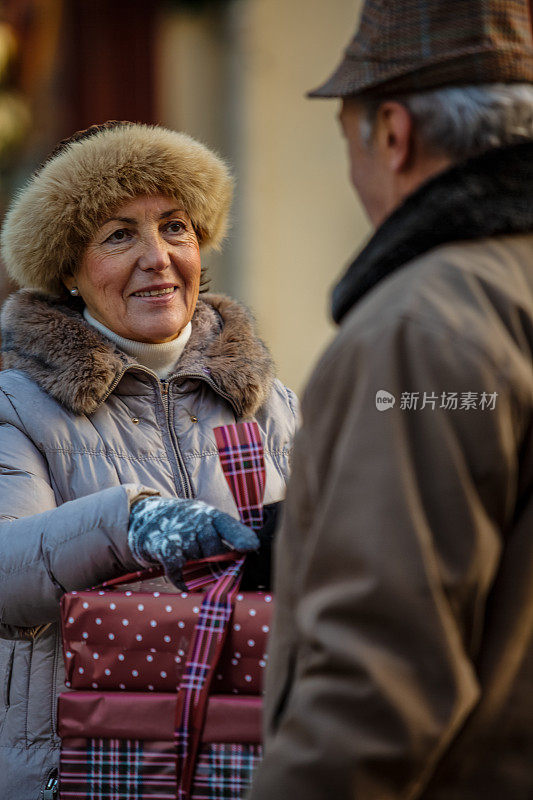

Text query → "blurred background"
[0,0,368,394]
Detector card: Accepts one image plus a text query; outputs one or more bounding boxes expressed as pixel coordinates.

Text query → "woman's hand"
[128,496,259,588]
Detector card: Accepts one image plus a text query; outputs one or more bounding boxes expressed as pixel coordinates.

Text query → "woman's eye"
[106,228,130,244]
[166,220,185,234]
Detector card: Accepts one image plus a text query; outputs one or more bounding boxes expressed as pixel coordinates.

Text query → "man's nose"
[137,235,172,271]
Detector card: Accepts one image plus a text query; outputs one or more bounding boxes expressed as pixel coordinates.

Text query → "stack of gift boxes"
[57,422,271,800]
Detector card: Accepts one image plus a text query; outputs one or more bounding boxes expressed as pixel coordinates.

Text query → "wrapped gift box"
[59,423,269,799]
[61,581,273,694]
[58,691,262,800]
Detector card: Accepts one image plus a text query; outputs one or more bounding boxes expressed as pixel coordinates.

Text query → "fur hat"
[0,122,234,295]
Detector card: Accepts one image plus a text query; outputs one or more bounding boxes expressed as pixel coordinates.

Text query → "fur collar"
[332,141,533,323]
[1,292,275,417]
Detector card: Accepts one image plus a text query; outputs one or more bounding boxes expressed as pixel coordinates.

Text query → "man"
[249,1,533,798]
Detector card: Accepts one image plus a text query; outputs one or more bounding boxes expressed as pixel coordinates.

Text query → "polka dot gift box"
[61,571,273,694]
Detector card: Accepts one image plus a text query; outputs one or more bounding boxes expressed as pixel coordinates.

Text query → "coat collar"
[1,292,275,417]
[332,141,533,324]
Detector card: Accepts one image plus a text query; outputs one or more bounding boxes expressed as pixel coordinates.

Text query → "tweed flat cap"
[309,0,533,98]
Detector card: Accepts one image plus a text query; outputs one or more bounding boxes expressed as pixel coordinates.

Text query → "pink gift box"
[58,691,262,742]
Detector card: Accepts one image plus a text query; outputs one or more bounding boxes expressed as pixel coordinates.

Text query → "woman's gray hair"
[360,83,533,161]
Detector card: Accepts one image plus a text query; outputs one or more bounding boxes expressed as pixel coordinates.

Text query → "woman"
[0,122,298,798]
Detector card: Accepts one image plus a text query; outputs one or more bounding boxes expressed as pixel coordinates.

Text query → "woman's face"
[65,195,202,343]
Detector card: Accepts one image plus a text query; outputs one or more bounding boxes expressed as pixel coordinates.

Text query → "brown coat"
[249,141,533,799]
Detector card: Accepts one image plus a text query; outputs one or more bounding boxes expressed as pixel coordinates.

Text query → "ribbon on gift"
[97,553,236,593]
[214,420,266,530]
[174,422,266,799]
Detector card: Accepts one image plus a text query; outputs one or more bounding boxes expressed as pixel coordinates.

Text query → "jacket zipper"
[171,372,240,416]
[100,367,128,404]
[42,767,58,799]
[101,366,239,498]
[101,367,190,496]
[3,642,13,708]
[162,373,241,499]
[159,379,192,498]
[51,625,59,744]
[101,368,240,417]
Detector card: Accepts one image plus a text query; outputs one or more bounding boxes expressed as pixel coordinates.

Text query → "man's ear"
[374,101,413,173]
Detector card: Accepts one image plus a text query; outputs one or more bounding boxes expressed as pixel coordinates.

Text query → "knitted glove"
[128,496,260,589]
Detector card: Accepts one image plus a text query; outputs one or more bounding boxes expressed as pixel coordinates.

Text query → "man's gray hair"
[360,83,533,161]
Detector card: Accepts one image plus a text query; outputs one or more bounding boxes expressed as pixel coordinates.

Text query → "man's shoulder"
[340,233,533,352]
[306,233,533,401]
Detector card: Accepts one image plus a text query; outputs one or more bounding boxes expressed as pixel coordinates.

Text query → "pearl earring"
[70,287,79,297]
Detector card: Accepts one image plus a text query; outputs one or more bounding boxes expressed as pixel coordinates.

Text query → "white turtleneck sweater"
[83,309,192,379]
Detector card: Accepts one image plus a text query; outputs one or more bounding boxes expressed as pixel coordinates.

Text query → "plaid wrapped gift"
[58,692,262,800]
[60,740,262,800]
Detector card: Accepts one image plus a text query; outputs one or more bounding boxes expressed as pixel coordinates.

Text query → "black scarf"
[332,141,533,324]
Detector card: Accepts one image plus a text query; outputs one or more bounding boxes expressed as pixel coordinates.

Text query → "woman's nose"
[137,236,171,271]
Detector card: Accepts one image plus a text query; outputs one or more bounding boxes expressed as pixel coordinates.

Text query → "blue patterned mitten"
[128,496,259,588]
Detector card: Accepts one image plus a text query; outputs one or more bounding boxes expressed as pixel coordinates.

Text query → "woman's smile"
[130,284,177,298]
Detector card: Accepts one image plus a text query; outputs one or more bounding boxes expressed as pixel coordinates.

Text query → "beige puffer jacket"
[0,290,298,799]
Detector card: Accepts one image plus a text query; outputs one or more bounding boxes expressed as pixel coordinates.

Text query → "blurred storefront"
[0,0,366,391]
